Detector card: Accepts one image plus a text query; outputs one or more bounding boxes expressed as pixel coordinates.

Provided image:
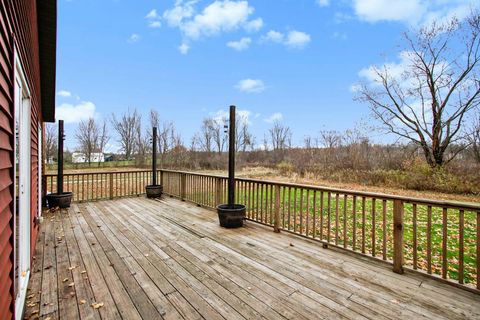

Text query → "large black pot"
[216,204,246,228]
[46,192,73,208]
[146,185,163,199]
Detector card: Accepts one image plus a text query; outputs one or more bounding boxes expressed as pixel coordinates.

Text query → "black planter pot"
[216,204,246,228]
[46,192,73,208]
[146,185,163,199]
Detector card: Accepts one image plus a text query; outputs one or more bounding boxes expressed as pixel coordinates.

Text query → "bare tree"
[194,118,215,153]
[357,11,480,167]
[467,112,480,162]
[75,118,100,166]
[269,121,292,151]
[45,123,57,163]
[111,109,141,160]
[97,120,110,166]
[235,112,254,152]
[319,130,342,149]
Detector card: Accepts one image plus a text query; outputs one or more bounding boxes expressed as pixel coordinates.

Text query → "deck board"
[25,197,480,320]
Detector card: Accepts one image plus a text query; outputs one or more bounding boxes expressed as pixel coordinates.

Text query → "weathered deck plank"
[26,197,480,320]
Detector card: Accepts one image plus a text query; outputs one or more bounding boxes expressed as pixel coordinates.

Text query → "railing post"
[109,173,114,200]
[160,170,164,186]
[181,173,186,201]
[215,178,221,205]
[393,199,404,274]
[273,184,281,233]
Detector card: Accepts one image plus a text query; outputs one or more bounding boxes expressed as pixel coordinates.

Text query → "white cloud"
[182,0,254,39]
[178,43,190,54]
[146,9,159,20]
[285,31,311,48]
[351,0,476,25]
[163,0,264,53]
[262,30,284,43]
[264,112,283,123]
[244,17,263,32]
[146,9,162,28]
[227,37,251,51]
[149,21,162,28]
[235,79,266,93]
[56,101,96,124]
[128,33,140,43]
[316,0,330,7]
[212,108,252,125]
[261,30,311,49]
[163,1,196,27]
[57,90,71,97]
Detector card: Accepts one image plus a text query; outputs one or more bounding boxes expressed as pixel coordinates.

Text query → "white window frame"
[13,47,32,320]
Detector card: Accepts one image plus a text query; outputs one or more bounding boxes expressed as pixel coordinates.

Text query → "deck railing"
[43,169,480,293]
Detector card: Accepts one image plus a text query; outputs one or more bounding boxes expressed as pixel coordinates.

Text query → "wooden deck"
[25,197,480,320]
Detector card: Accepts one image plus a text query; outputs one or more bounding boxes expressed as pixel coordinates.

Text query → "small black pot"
[46,192,73,208]
[216,204,246,228]
[146,185,163,199]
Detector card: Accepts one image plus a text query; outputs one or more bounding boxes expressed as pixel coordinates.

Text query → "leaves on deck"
[91,302,104,309]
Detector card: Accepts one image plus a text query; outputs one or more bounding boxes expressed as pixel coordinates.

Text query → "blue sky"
[55,0,477,151]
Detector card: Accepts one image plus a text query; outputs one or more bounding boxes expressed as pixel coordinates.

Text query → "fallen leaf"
[68,266,77,271]
[91,302,104,309]
[79,299,86,305]
[68,282,75,287]
[44,317,52,320]
[62,278,69,282]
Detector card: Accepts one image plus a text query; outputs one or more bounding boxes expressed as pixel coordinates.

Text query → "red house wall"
[0,1,43,318]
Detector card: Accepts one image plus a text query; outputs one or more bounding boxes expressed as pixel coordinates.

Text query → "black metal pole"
[152,127,157,186]
[228,105,236,207]
[58,120,64,194]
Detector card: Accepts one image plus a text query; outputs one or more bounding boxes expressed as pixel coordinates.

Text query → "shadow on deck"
[25,197,480,319]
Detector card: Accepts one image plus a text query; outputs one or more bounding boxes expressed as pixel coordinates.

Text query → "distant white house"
[72,152,105,163]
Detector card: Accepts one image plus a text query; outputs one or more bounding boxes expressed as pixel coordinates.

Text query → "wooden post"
[109,173,114,200]
[160,170,164,186]
[181,173,186,201]
[273,185,281,233]
[393,199,404,274]
[215,178,222,205]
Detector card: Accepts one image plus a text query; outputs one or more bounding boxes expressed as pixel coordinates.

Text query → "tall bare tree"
[75,118,100,166]
[111,109,141,160]
[467,112,480,163]
[357,11,480,167]
[45,123,57,163]
[269,121,292,151]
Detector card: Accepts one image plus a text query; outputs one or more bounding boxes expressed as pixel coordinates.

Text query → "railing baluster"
[442,207,448,279]
[343,195,347,249]
[335,193,339,245]
[362,196,366,254]
[352,196,357,251]
[312,191,317,239]
[413,203,417,269]
[299,188,304,234]
[327,192,331,243]
[427,205,432,274]
[382,200,387,260]
[459,209,464,284]
[306,190,310,237]
[372,198,376,257]
[319,191,324,240]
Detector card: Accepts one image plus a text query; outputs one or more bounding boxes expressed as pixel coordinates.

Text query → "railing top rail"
[44,169,152,176]
[45,168,480,211]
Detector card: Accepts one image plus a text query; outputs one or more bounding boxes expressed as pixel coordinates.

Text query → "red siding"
[0,1,44,319]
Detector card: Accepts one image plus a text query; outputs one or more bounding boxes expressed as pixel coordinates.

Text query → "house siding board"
[0,1,44,318]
